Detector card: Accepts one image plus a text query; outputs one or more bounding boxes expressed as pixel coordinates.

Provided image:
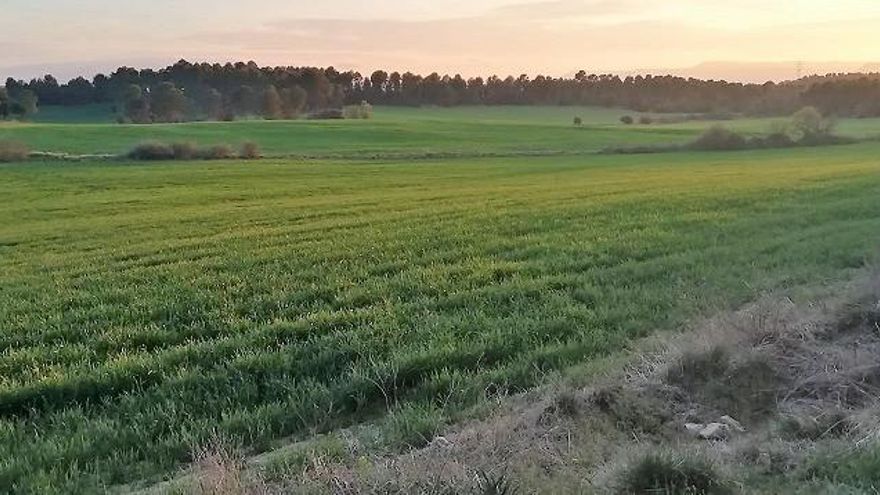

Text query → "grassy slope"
[1,109,689,157]
[6,105,880,158]
[1,143,880,491]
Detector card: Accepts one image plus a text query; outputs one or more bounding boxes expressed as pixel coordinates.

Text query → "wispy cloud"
[2,0,879,80]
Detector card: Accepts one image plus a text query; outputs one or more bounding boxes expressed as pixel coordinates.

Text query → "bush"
[639,115,654,125]
[127,141,239,161]
[343,101,373,120]
[127,141,175,160]
[308,109,345,120]
[200,145,235,160]
[620,115,634,125]
[239,142,262,160]
[171,142,199,160]
[791,106,834,140]
[0,140,30,162]
[617,452,730,494]
[573,116,583,126]
[752,132,795,149]
[689,126,748,151]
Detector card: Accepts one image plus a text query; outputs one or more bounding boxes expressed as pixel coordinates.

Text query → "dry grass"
[160,268,880,494]
[190,440,268,495]
[0,139,29,162]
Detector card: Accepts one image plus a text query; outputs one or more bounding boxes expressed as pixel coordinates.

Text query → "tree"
[0,87,8,119]
[120,84,150,123]
[370,70,388,102]
[199,87,224,120]
[281,86,307,118]
[65,77,96,104]
[17,90,39,118]
[230,85,257,116]
[573,116,583,126]
[791,106,833,140]
[261,85,283,119]
[151,82,187,122]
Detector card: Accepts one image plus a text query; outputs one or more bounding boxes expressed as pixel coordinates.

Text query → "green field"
[2,106,692,157]
[2,107,880,492]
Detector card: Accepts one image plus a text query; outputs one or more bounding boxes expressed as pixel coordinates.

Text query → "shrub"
[343,101,374,120]
[639,115,654,125]
[127,141,175,160]
[667,347,730,390]
[127,141,240,161]
[791,106,834,140]
[755,132,795,149]
[171,142,199,160]
[0,140,30,162]
[689,125,748,151]
[239,141,262,160]
[573,116,583,126]
[617,452,730,494]
[620,115,634,125]
[200,144,235,160]
[309,109,344,120]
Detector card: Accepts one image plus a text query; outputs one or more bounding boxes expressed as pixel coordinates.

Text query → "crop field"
[2,107,880,492]
[2,106,691,157]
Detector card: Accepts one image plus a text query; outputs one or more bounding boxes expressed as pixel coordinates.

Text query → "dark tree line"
[4,59,880,122]
[0,84,38,119]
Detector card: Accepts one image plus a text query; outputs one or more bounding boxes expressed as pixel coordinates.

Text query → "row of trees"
[114,81,309,123]
[4,60,880,122]
[0,86,38,119]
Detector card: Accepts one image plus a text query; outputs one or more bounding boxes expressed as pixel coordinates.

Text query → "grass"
[617,452,730,494]
[1,107,880,492]
[0,115,690,157]
[6,105,879,159]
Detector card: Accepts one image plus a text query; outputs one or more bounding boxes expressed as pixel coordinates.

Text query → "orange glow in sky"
[2,0,879,81]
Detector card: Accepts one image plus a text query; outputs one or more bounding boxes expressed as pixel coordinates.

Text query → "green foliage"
[1,112,880,491]
[343,101,374,120]
[126,141,250,160]
[617,452,730,494]
[804,445,880,489]
[0,87,8,119]
[381,403,445,450]
[262,85,283,120]
[689,126,747,151]
[16,90,38,118]
[151,82,187,123]
[791,106,834,140]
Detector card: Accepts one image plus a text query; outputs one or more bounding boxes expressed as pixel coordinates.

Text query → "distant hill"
[613,61,880,83]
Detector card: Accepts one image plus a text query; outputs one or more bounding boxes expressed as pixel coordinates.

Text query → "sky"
[2,0,880,82]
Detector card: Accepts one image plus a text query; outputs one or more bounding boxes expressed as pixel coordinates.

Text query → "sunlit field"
[6,105,880,159]
[2,107,880,491]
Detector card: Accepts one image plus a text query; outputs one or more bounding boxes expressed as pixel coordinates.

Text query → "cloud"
[491,0,645,20]
[3,0,879,81]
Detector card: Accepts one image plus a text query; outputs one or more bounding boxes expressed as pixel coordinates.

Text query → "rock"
[699,423,730,440]
[685,423,705,436]
[719,415,745,432]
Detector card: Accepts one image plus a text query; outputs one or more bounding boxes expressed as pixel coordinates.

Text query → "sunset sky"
[2,0,879,81]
